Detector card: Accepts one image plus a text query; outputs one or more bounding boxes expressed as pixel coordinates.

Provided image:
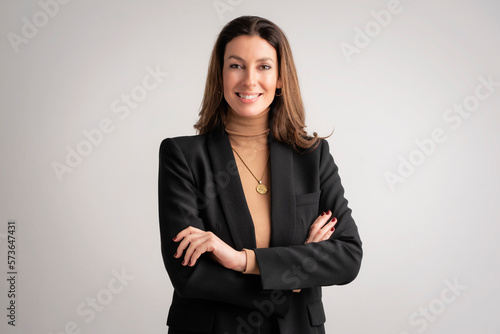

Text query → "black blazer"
[158,129,362,334]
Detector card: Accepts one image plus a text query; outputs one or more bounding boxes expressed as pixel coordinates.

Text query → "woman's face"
[222,35,281,118]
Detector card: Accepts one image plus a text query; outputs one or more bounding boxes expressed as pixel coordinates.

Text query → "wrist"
[235,250,247,272]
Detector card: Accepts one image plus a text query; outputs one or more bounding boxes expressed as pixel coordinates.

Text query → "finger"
[319,221,337,241]
[184,231,219,266]
[305,212,330,244]
[319,217,338,241]
[309,213,333,241]
[174,234,195,258]
[324,216,337,230]
[309,211,331,233]
[310,217,337,243]
[181,233,209,265]
[173,226,201,242]
[188,243,209,266]
[173,227,202,258]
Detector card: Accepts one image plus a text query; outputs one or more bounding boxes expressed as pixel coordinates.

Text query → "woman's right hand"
[305,210,337,244]
[173,226,247,272]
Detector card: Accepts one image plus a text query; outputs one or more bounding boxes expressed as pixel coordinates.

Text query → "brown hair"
[194,15,324,151]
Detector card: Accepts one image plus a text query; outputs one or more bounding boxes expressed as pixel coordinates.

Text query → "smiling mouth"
[236,93,263,100]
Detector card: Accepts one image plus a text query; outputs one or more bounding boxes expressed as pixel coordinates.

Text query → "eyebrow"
[226,55,274,63]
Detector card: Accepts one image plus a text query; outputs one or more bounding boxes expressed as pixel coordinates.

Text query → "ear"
[276,77,282,89]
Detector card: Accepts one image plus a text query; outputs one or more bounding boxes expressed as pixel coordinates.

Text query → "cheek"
[263,73,278,90]
[223,73,239,94]
[222,69,232,91]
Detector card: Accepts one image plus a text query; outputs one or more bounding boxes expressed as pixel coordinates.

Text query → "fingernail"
[172,236,177,241]
[181,260,186,266]
[327,210,332,215]
[321,211,325,216]
[332,217,337,222]
[331,227,335,232]
[188,261,193,266]
[173,252,178,258]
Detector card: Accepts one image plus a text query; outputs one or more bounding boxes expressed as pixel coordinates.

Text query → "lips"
[236,92,262,100]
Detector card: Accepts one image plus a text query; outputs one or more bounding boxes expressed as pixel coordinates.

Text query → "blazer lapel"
[269,135,296,247]
[207,130,257,250]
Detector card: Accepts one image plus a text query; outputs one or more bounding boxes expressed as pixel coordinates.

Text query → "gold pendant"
[256,183,268,195]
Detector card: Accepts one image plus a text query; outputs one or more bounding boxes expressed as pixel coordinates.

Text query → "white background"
[1,0,499,333]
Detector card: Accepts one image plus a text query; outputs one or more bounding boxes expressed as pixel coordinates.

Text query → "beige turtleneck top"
[225,108,270,275]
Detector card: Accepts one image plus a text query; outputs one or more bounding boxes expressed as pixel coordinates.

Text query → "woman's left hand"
[292,210,337,293]
[305,210,337,244]
[173,226,247,272]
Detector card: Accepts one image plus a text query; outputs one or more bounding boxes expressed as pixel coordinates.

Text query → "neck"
[225,108,270,135]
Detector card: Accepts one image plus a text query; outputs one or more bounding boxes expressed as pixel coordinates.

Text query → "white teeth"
[238,94,259,99]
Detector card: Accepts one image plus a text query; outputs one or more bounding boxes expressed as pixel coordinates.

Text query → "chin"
[230,105,271,118]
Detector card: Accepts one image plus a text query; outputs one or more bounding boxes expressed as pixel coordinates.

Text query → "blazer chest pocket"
[296,191,320,207]
[295,191,321,235]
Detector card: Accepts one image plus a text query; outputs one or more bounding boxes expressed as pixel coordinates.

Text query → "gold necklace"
[231,147,270,195]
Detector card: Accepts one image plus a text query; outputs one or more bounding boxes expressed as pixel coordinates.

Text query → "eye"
[229,64,242,69]
[260,64,271,70]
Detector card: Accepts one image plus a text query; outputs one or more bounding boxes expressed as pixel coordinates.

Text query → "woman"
[158,15,362,334]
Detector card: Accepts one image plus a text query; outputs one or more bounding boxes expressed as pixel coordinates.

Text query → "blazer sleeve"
[158,138,292,316]
[254,139,363,290]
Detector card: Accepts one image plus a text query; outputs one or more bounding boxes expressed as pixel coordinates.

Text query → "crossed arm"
[159,137,362,312]
[172,211,338,273]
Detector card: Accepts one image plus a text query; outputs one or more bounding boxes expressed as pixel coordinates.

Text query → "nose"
[243,68,257,87]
